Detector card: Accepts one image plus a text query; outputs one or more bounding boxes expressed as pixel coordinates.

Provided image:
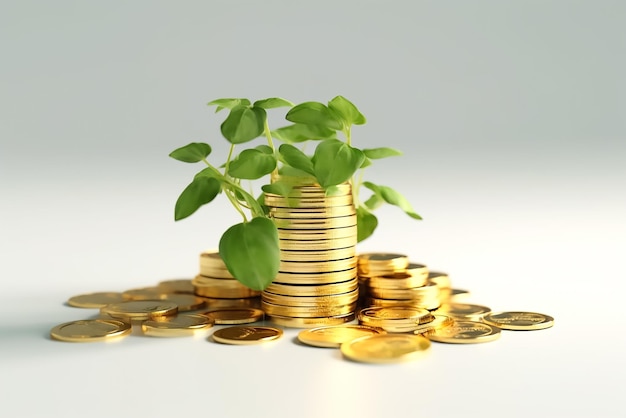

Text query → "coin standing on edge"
[298,324,386,348]
[50,319,131,343]
[482,311,554,331]
[67,292,126,308]
[141,314,214,337]
[427,321,501,344]
[212,326,283,345]
[340,334,431,364]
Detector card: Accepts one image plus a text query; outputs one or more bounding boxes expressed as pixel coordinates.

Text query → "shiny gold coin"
[268,182,351,197]
[359,306,432,323]
[269,205,356,219]
[368,282,439,299]
[274,267,357,284]
[212,326,283,345]
[341,334,431,364]
[192,275,261,299]
[428,271,451,289]
[298,324,386,348]
[67,292,125,308]
[201,308,265,324]
[50,319,131,342]
[277,225,357,240]
[261,301,356,317]
[265,278,358,297]
[280,247,355,262]
[264,194,353,208]
[406,263,429,278]
[198,266,235,279]
[268,313,355,328]
[122,287,168,300]
[198,296,262,309]
[199,249,225,266]
[279,257,357,273]
[437,303,492,320]
[273,215,356,229]
[157,279,195,294]
[427,321,501,344]
[367,271,429,290]
[262,288,359,307]
[358,252,408,266]
[100,300,178,321]
[364,297,440,311]
[279,236,356,251]
[482,311,554,331]
[413,315,455,335]
[157,294,206,312]
[141,314,214,337]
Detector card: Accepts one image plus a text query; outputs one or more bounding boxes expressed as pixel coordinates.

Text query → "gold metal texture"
[277,225,357,240]
[274,267,357,284]
[269,205,356,219]
[264,194,353,208]
[279,247,355,262]
[436,303,492,321]
[279,257,357,273]
[264,278,358,297]
[100,300,178,321]
[201,308,265,324]
[50,319,131,342]
[211,326,283,345]
[482,311,554,331]
[278,236,356,251]
[67,292,125,309]
[426,320,501,344]
[261,301,356,317]
[141,314,214,337]
[268,313,355,328]
[367,271,429,290]
[273,215,356,229]
[261,288,359,307]
[340,334,431,364]
[157,279,195,294]
[298,324,386,348]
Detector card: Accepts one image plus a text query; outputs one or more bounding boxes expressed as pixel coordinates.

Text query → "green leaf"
[193,167,220,180]
[262,180,293,197]
[169,142,212,163]
[278,144,314,175]
[221,105,266,144]
[312,139,365,188]
[356,206,378,242]
[277,165,317,178]
[228,148,277,179]
[256,192,269,216]
[272,123,336,143]
[328,95,366,126]
[174,177,221,221]
[253,97,294,110]
[360,157,372,169]
[286,102,343,131]
[255,145,273,154]
[219,217,280,290]
[208,98,251,113]
[363,147,402,159]
[363,193,384,210]
[324,185,345,197]
[363,181,422,220]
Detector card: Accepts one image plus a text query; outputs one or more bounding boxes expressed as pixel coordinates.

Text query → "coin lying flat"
[482,311,554,331]
[212,326,283,345]
[50,319,131,342]
[157,279,194,294]
[141,314,214,337]
[437,303,491,320]
[201,308,265,324]
[298,325,386,348]
[67,292,125,308]
[427,321,501,344]
[341,334,431,364]
[413,314,455,335]
[101,300,178,321]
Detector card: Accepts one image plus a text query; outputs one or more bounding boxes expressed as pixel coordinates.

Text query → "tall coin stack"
[192,250,262,309]
[262,175,359,328]
[358,253,442,311]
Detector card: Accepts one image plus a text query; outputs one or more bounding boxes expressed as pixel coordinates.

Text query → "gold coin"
[279,247,355,262]
[437,303,492,320]
[367,271,429,290]
[264,278,358,297]
[262,288,359,307]
[268,313,355,328]
[413,315,455,335]
[279,257,357,273]
[269,205,356,219]
[157,279,195,294]
[50,319,131,342]
[192,275,261,298]
[274,267,357,284]
[212,326,283,345]
[198,265,235,279]
[482,311,554,331]
[364,297,440,311]
[264,194,353,208]
[428,271,451,289]
[261,301,356,317]
[101,300,178,321]
[198,296,262,309]
[298,324,386,348]
[368,282,439,299]
[201,308,265,324]
[340,334,431,364]
[273,215,356,229]
[141,314,214,337]
[279,236,356,251]
[122,287,168,300]
[157,294,206,312]
[427,321,501,344]
[67,292,125,308]
[358,306,432,322]
[277,225,357,240]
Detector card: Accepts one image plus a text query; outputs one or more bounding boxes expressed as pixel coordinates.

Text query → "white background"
[1,1,625,417]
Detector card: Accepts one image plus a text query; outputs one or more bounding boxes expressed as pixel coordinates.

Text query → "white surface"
[1,1,625,417]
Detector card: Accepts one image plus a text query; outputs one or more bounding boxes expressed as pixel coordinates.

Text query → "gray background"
[1,1,624,417]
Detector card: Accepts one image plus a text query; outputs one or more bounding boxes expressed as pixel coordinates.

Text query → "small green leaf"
[278,144,314,175]
[253,97,294,109]
[255,145,273,154]
[363,182,422,220]
[174,177,221,221]
[208,98,251,113]
[286,102,343,131]
[312,139,365,188]
[363,147,402,159]
[262,180,293,197]
[221,105,266,144]
[169,143,212,163]
[228,148,277,179]
[356,206,378,242]
[363,193,384,211]
[325,185,345,196]
[256,192,269,215]
[328,95,366,126]
[272,123,336,143]
[360,157,372,169]
[219,217,280,290]
[277,165,317,179]
[193,167,220,180]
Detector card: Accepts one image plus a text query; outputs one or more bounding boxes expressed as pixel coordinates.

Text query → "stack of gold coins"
[263,175,358,328]
[192,250,261,308]
[358,254,442,310]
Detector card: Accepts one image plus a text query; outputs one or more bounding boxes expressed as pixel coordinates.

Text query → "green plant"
[169,96,421,291]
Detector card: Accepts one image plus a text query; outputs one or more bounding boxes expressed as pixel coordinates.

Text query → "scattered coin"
[201,308,265,324]
[298,324,386,348]
[50,319,131,342]
[341,334,431,364]
[482,311,554,331]
[141,314,214,337]
[437,303,492,320]
[67,292,125,308]
[157,279,195,294]
[427,321,501,344]
[212,326,283,345]
[101,300,178,321]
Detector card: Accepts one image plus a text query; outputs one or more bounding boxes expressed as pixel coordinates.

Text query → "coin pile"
[358,253,443,310]
[262,175,359,327]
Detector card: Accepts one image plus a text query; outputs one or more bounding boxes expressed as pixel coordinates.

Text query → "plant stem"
[264,119,275,151]
[225,188,248,222]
